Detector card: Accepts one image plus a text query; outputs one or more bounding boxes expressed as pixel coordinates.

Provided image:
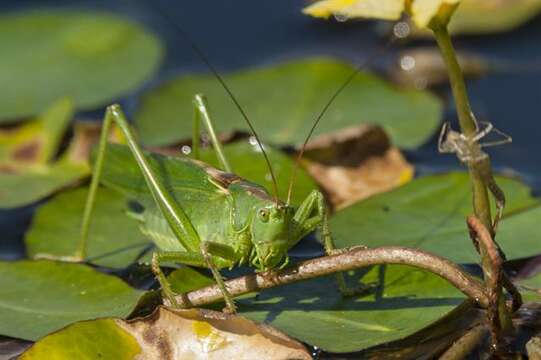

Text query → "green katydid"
[77,10,368,314]
[78,96,354,314]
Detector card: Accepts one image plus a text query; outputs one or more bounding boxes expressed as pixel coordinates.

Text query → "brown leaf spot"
[0,164,18,174]
[11,139,43,163]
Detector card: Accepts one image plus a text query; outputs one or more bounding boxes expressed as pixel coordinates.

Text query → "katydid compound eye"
[258,209,269,222]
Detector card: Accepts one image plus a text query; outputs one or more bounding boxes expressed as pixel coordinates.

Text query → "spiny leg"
[151,251,207,307]
[151,242,238,312]
[200,242,237,313]
[192,94,232,172]
[292,190,366,296]
[80,105,201,259]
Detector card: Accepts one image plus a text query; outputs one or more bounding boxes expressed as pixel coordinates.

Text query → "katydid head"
[250,203,295,271]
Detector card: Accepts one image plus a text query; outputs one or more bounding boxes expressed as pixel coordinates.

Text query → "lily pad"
[134,58,442,149]
[99,141,318,206]
[0,10,163,121]
[449,0,541,35]
[25,187,150,269]
[330,172,541,263]
[168,267,215,294]
[21,307,311,360]
[0,260,143,341]
[20,319,141,360]
[0,98,89,208]
[238,264,465,353]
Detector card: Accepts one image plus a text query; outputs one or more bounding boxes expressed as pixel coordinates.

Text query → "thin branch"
[467,215,504,350]
[169,246,489,309]
[439,324,488,360]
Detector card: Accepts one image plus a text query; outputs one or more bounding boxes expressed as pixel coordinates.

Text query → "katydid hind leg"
[79,105,201,260]
[192,94,232,172]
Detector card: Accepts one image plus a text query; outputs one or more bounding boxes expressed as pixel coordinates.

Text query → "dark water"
[1,1,540,261]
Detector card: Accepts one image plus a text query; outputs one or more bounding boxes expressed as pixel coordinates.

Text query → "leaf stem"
[170,246,489,309]
[430,22,513,334]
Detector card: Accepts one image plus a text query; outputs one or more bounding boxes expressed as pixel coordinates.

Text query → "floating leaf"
[238,264,465,353]
[20,319,141,360]
[389,47,490,89]
[168,267,215,294]
[135,58,442,149]
[0,98,89,208]
[448,0,541,35]
[21,307,311,360]
[25,187,150,268]
[300,124,414,209]
[0,10,163,121]
[0,260,143,341]
[330,172,541,263]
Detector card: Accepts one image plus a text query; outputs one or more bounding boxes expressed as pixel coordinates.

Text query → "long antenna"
[152,1,280,202]
[286,41,394,205]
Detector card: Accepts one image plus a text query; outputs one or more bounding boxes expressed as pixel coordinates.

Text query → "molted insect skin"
[104,144,294,269]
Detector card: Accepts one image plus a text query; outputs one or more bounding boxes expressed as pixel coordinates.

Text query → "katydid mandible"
[78,94,355,313]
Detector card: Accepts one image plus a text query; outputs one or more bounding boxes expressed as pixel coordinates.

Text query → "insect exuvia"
[438,120,512,232]
[77,6,364,313]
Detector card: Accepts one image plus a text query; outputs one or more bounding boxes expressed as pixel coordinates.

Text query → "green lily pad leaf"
[21,307,312,359]
[449,0,541,35]
[0,10,163,121]
[238,264,465,353]
[0,260,143,341]
[20,319,141,360]
[330,172,541,263]
[135,58,442,149]
[100,142,317,206]
[25,187,151,268]
[0,98,89,208]
[168,267,215,294]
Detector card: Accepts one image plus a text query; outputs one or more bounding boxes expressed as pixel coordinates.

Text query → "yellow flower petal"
[303,0,405,21]
[411,0,461,28]
[302,0,358,19]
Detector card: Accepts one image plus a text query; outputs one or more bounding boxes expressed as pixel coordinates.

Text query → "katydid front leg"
[292,190,366,296]
[79,104,238,313]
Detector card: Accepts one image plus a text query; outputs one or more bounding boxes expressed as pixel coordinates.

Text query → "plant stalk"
[430,22,512,333]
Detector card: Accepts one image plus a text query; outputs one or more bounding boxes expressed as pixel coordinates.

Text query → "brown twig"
[169,246,489,309]
[439,324,488,360]
[467,216,506,351]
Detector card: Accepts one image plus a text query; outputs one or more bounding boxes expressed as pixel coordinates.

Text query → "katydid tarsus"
[77,9,373,313]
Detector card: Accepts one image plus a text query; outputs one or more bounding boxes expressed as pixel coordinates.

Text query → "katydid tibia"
[78,95,355,313]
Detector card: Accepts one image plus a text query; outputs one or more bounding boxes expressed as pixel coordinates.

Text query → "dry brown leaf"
[117,306,311,360]
[389,47,489,89]
[300,124,414,209]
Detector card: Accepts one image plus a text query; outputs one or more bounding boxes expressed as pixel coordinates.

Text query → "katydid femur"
[79,95,356,313]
